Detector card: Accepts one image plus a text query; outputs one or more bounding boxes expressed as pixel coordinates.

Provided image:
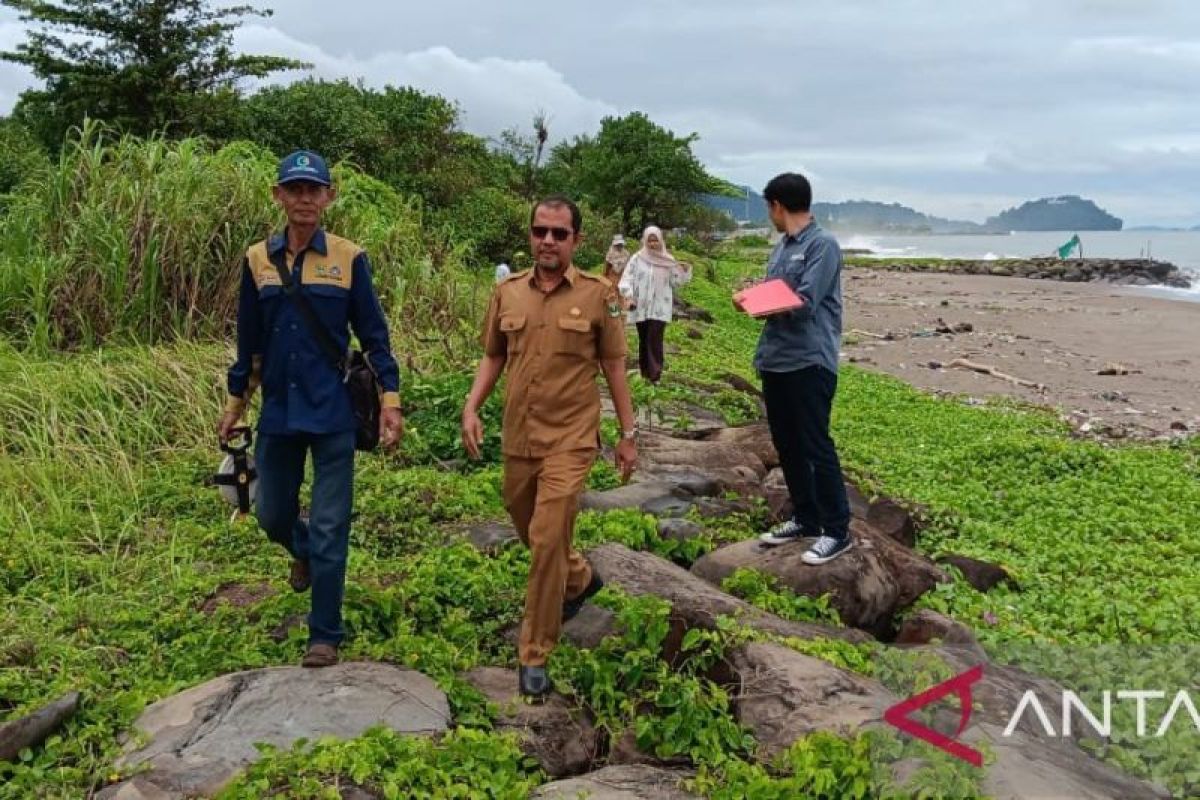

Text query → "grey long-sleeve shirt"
[752,221,843,374]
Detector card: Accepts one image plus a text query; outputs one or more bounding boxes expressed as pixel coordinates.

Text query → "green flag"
[1056,234,1081,259]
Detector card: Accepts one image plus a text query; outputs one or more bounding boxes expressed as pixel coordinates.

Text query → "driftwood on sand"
[946,358,1046,392]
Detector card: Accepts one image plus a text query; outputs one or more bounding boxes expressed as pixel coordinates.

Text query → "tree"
[1,0,304,149]
[239,79,498,208]
[494,111,549,201]
[546,111,722,233]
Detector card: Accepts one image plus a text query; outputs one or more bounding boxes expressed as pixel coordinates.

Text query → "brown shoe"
[289,559,311,592]
[301,643,338,668]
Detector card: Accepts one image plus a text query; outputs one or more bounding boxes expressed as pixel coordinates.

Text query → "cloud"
[0,21,37,111]
[1,1,1198,225]
[233,25,616,143]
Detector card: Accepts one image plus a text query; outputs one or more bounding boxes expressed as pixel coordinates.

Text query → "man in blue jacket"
[735,172,853,565]
[218,150,404,667]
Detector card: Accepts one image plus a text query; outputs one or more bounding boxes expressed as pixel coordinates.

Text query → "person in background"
[618,226,691,384]
[603,234,630,283]
[494,261,512,283]
[217,150,404,667]
[733,172,852,565]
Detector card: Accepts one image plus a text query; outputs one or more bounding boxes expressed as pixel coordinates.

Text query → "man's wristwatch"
[621,425,639,442]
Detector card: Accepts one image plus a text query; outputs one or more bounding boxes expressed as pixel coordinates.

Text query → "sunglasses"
[531,225,573,242]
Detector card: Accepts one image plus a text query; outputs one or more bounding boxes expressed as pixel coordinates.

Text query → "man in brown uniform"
[462,194,639,698]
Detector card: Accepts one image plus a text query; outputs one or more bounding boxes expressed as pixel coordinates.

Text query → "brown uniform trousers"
[481,265,627,666]
[503,448,595,665]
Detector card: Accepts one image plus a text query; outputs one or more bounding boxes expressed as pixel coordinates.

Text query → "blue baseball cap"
[277,150,331,186]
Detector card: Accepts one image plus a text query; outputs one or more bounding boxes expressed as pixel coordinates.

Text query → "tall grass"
[0,122,489,361]
[0,339,225,462]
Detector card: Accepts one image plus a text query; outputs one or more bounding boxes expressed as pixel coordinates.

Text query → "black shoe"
[758,519,819,547]
[562,574,605,622]
[518,664,552,698]
[289,559,311,593]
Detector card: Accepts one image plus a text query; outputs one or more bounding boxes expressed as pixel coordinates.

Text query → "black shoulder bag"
[271,253,382,452]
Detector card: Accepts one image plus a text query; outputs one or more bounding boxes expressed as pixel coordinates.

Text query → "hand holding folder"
[733,279,806,318]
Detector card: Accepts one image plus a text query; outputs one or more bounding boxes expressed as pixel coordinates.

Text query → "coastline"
[840,268,1200,439]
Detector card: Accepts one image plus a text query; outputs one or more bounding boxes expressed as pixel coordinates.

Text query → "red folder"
[735,279,805,318]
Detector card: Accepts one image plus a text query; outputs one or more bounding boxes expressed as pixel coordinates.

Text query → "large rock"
[582,481,691,515]
[701,422,778,470]
[894,611,986,661]
[606,727,690,769]
[763,471,870,524]
[0,691,81,762]
[690,520,947,637]
[462,667,599,778]
[720,644,1166,798]
[637,431,768,487]
[98,663,449,799]
[532,765,699,799]
[865,497,920,548]
[580,479,696,515]
[461,521,519,552]
[938,553,1016,592]
[761,468,792,521]
[969,721,1170,799]
[587,544,867,645]
[504,604,618,651]
[720,642,892,759]
[657,518,704,543]
[581,472,720,516]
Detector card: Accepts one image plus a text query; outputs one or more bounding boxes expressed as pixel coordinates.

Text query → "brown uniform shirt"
[482,265,627,457]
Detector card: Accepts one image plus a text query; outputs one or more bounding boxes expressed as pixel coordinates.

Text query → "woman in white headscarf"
[618,226,692,383]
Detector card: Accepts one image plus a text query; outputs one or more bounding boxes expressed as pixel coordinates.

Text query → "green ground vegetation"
[1,145,1197,798]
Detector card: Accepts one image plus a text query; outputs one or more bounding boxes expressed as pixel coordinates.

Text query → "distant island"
[701,190,1126,233]
[985,197,1121,231]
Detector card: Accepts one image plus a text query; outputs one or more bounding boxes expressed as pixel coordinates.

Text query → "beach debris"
[849,327,893,341]
[1096,390,1128,403]
[1170,421,1189,432]
[934,318,974,334]
[926,360,944,370]
[946,358,1046,392]
[1096,362,1141,376]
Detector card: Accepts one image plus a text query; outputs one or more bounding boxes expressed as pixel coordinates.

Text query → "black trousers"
[636,320,666,383]
[761,366,851,539]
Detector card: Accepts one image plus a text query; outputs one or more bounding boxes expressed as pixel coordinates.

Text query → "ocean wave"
[839,235,921,257]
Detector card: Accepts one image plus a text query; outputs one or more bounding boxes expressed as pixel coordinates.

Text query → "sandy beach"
[841,268,1200,438]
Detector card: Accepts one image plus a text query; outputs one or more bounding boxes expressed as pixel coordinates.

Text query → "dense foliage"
[0,0,303,149]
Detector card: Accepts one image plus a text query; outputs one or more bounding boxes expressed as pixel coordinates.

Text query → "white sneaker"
[801,535,854,565]
[759,519,810,546]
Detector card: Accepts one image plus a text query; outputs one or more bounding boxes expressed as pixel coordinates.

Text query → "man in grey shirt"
[735,172,852,564]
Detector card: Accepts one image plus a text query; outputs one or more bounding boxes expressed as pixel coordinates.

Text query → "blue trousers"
[254,430,356,646]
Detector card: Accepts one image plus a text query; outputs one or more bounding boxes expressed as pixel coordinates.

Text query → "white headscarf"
[634,226,677,269]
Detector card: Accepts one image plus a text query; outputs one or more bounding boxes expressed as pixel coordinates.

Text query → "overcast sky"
[1,1,1198,226]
